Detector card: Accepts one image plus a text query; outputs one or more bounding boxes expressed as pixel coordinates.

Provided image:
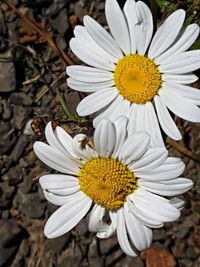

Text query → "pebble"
[10,134,29,162]
[2,165,23,185]
[12,105,32,130]
[10,92,33,106]
[0,182,14,208]
[0,121,16,155]
[0,219,23,266]
[0,50,16,92]
[47,234,70,254]
[16,192,46,219]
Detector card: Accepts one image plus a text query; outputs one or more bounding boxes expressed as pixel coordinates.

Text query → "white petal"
[143,102,165,147]
[123,0,137,54]
[129,147,168,172]
[77,88,118,116]
[55,126,75,157]
[127,104,145,134]
[156,24,200,64]
[159,84,200,122]
[135,1,153,55]
[89,205,117,239]
[67,78,114,93]
[97,211,117,238]
[45,122,70,156]
[43,190,73,206]
[88,205,107,232]
[129,188,180,222]
[124,203,152,251]
[116,209,137,257]
[105,0,131,55]
[93,95,130,127]
[119,132,150,165]
[127,103,164,147]
[170,197,185,211]
[74,25,118,64]
[94,119,116,157]
[162,73,198,85]
[154,95,182,140]
[83,15,123,60]
[159,50,200,74]
[127,198,164,228]
[44,192,92,238]
[112,116,128,158]
[40,174,78,190]
[165,82,200,106]
[136,157,185,180]
[148,9,186,59]
[138,177,193,196]
[70,38,115,71]
[67,65,113,83]
[33,142,79,175]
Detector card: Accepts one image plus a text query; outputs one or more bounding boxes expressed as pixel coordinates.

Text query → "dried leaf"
[142,247,176,267]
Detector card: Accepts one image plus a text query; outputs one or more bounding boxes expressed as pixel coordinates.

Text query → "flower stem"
[56,88,77,121]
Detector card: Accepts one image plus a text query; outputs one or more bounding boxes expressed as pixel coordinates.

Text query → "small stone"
[10,134,29,162]
[57,245,82,267]
[175,225,190,239]
[99,236,118,255]
[2,165,23,185]
[54,8,69,37]
[185,246,199,260]
[0,99,12,120]
[105,247,123,266]
[13,105,32,130]
[75,219,88,237]
[178,258,193,267]
[47,234,70,254]
[88,238,98,258]
[0,245,17,266]
[172,239,186,258]
[0,182,14,208]
[10,92,33,106]
[0,51,16,92]
[19,174,33,193]
[0,219,22,246]
[16,192,45,219]
[122,256,144,267]
[153,229,166,241]
[0,121,16,155]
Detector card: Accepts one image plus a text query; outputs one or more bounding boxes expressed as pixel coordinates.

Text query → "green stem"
[56,88,77,121]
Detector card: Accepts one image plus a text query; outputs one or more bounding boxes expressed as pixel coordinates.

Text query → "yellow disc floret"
[114,54,162,104]
[78,157,137,210]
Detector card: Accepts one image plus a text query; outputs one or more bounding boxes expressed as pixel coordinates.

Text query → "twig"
[4,0,74,66]
[167,138,200,163]
[22,74,41,85]
[35,72,65,102]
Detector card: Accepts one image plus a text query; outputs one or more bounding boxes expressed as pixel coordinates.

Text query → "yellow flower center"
[114,54,162,104]
[78,157,137,210]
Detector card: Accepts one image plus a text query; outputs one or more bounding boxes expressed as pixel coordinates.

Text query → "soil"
[0,0,199,266]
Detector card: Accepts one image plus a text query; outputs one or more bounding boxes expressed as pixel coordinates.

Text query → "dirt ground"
[0,0,200,266]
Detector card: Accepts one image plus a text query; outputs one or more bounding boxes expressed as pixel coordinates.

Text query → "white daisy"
[66,0,200,146]
[34,118,193,256]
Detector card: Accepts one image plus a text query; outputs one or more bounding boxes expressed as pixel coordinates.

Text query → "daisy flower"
[66,0,200,146]
[34,118,193,256]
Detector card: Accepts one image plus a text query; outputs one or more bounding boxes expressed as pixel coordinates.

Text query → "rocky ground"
[0,0,200,266]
